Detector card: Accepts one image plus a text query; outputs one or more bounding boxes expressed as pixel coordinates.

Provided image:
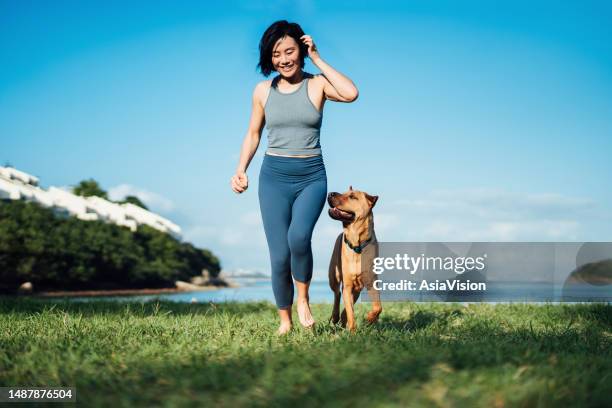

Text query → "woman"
[231,20,359,335]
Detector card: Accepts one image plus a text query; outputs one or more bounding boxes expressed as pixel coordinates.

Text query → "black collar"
[343,233,373,254]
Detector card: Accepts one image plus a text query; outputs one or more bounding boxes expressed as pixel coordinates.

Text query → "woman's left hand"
[300,35,320,62]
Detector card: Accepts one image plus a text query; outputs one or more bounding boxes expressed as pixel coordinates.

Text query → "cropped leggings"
[258,154,327,309]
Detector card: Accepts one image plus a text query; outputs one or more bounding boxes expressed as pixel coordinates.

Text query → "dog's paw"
[365,311,381,324]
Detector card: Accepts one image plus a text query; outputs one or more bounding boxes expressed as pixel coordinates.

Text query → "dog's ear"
[365,193,378,208]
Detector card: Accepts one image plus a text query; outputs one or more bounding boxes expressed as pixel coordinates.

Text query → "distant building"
[0,166,181,239]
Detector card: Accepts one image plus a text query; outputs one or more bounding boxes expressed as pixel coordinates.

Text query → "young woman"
[231,20,359,335]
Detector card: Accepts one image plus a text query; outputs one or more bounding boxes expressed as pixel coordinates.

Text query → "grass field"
[1,298,610,407]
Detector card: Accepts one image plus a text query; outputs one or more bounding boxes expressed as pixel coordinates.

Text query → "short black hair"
[257,20,307,77]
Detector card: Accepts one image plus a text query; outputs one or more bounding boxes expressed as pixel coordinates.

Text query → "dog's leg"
[365,284,382,324]
[364,269,382,325]
[340,275,363,329]
[364,242,382,324]
[329,275,341,325]
[342,282,357,332]
[340,308,347,327]
[329,271,342,325]
[331,288,341,324]
[328,234,343,324]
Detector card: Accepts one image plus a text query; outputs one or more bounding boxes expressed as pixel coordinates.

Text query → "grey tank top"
[264,75,323,156]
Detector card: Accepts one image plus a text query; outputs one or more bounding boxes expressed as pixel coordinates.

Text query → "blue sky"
[2,0,611,280]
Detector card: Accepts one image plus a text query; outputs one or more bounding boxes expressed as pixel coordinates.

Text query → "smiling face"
[327,186,379,224]
[272,35,301,78]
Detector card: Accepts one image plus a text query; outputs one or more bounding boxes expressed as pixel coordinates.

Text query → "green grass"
[0,299,610,407]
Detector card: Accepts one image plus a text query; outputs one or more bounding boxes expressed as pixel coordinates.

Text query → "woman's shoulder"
[307,73,326,87]
[254,79,274,92]
[253,79,273,99]
[253,79,274,109]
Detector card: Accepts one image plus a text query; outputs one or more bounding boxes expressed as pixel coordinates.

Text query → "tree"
[121,195,148,210]
[72,179,108,199]
[0,200,222,291]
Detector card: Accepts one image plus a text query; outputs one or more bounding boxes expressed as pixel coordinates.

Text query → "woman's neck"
[278,70,304,85]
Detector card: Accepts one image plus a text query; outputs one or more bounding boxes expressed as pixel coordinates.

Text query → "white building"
[0,166,181,239]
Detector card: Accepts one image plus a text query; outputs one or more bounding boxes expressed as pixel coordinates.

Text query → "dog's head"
[327,186,378,224]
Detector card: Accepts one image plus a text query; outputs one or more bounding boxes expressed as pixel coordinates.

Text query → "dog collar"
[343,233,372,254]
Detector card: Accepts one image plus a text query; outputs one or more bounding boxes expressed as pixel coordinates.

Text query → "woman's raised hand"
[300,35,320,62]
[231,171,248,194]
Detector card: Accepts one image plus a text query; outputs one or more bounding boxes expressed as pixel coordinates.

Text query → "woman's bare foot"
[277,320,293,335]
[277,307,293,335]
[295,280,315,328]
[297,297,315,328]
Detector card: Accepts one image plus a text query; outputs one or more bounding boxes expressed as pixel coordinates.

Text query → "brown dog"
[327,186,382,332]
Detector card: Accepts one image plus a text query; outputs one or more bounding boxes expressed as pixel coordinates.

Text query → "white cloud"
[379,188,598,241]
[56,185,73,192]
[181,187,600,279]
[182,225,219,241]
[241,210,262,227]
[372,212,401,235]
[390,188,595,220]
[183,212,267,249]
[108,184,175,212]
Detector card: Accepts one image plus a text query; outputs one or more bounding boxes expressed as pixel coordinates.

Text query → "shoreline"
[32,285,228,298]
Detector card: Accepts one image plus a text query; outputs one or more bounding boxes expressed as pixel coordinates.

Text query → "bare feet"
[277,307,293,335]
[297,297,315,328]
[277,320,293,335]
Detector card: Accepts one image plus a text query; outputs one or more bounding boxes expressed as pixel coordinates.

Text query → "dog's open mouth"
[328,206,355,222]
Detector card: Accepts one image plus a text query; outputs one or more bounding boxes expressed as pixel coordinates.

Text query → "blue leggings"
[258,154,327,309]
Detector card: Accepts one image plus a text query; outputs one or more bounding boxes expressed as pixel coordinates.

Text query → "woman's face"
[271,35,301,78]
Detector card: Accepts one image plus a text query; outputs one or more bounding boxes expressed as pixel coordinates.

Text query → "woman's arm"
[301,35,359,103]
[231,82,267,194]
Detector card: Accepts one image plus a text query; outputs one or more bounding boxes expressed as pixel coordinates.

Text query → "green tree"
[73,179,108,199]
[0,200,221,291]
[120,195,148,210]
